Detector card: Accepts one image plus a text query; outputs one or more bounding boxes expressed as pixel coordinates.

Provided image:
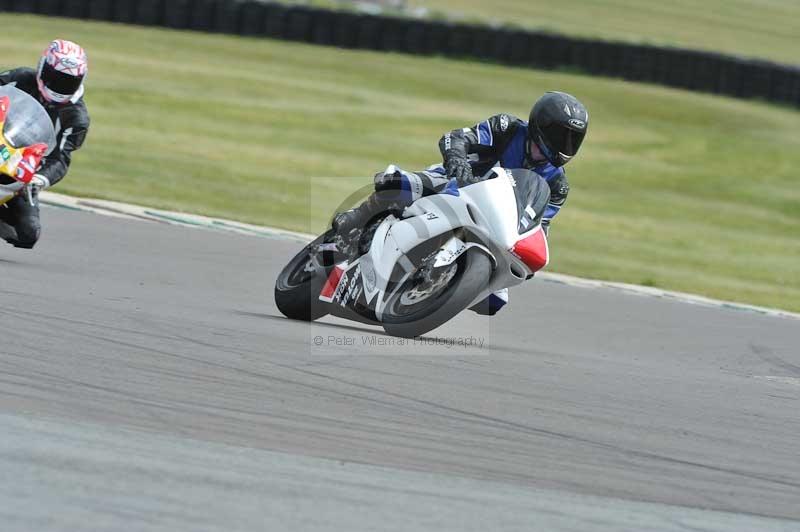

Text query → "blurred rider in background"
[0,39,90,249]
[333,91,589,315]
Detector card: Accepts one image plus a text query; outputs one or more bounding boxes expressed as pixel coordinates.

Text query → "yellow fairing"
[0,121,24,207]
[0,122,23,178]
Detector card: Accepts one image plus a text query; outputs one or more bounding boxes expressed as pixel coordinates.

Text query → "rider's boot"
[0,190,41,249]
[332,192,388,258]
[333,167,400,236]
[469,288,509,316]
[332,166,420,257]
[332,196,373,239]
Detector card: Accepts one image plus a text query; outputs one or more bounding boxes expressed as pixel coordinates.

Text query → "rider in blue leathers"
[333,91,589,315]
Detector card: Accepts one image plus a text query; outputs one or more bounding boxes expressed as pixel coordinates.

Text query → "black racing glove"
[444,153,474,186]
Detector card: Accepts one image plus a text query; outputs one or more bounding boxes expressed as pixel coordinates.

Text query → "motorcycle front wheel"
[381,248,492,338]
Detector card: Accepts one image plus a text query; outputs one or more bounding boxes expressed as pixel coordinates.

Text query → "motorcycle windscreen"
[508,169,551,233]
[0,85,56,156]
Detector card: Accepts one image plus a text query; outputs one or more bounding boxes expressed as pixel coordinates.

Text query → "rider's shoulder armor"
[465,114,523,176]
[0,67,38,95]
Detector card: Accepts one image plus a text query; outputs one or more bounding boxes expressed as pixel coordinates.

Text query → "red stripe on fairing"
[512,228,549,272]
[319,265,345,302]
[0,96,8,123]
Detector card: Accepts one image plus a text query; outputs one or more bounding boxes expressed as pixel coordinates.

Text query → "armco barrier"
[5,0,798,108]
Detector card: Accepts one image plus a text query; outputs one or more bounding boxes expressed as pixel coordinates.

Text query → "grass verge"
[283,0,800,64]
[3,15,798,311]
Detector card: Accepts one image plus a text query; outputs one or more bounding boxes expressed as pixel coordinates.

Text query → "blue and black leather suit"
[358,114,569,316]
[437,113,569,230]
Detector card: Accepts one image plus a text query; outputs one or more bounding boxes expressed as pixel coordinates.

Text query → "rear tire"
[274,238,329,321]
[381,248,492,338]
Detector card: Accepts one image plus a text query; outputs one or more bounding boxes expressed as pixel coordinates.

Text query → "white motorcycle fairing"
[320,167,550,323]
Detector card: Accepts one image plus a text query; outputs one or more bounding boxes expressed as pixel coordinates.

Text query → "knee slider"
[14,218,41,247]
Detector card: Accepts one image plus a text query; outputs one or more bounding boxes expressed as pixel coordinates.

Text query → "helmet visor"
[40,62,83,96]
[541,122,585,158]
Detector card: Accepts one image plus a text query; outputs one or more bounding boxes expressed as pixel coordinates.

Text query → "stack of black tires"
[3,0,798,108]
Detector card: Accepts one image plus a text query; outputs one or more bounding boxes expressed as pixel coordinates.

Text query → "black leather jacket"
[0,67,90,187]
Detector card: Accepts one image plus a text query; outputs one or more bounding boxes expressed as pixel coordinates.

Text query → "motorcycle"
[0,85,56,207]
[274,166,551,338]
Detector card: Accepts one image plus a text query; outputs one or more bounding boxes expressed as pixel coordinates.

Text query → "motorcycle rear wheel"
[274,236,330,321]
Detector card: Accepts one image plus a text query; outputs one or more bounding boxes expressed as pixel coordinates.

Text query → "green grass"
[430,0,800,65]
[411,1,800,65]
[285,0,800,65]
[3,15,799,311]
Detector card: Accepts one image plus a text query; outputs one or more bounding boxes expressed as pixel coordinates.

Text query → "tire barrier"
[135,0,164,27]
[37,0,62,16]
[87,0,114,21]
[5,1,798,108]
[34,0,61,15]
[308,10,337,46]
[330,12,360,49]
[10,0,36,14]
[164,0,193,29]
[263,3,287,39]
[189,0,218,32]
[214,0,242,34]
[356,15,382,51]
[239,1,267,36]
[112,1,136,24]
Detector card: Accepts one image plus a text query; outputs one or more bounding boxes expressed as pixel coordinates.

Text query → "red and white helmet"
[36,39,88,104]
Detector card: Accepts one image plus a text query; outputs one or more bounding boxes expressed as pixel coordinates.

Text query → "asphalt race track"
[1,206,799,531]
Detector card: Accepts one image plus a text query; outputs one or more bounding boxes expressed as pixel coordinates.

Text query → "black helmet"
[528,91,588,167]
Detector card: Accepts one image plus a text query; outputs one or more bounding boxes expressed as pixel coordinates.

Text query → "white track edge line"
[40,191,800,322]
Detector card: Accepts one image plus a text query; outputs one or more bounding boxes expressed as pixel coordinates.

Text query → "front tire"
[381,248,492,338]
[274,237,329,321]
